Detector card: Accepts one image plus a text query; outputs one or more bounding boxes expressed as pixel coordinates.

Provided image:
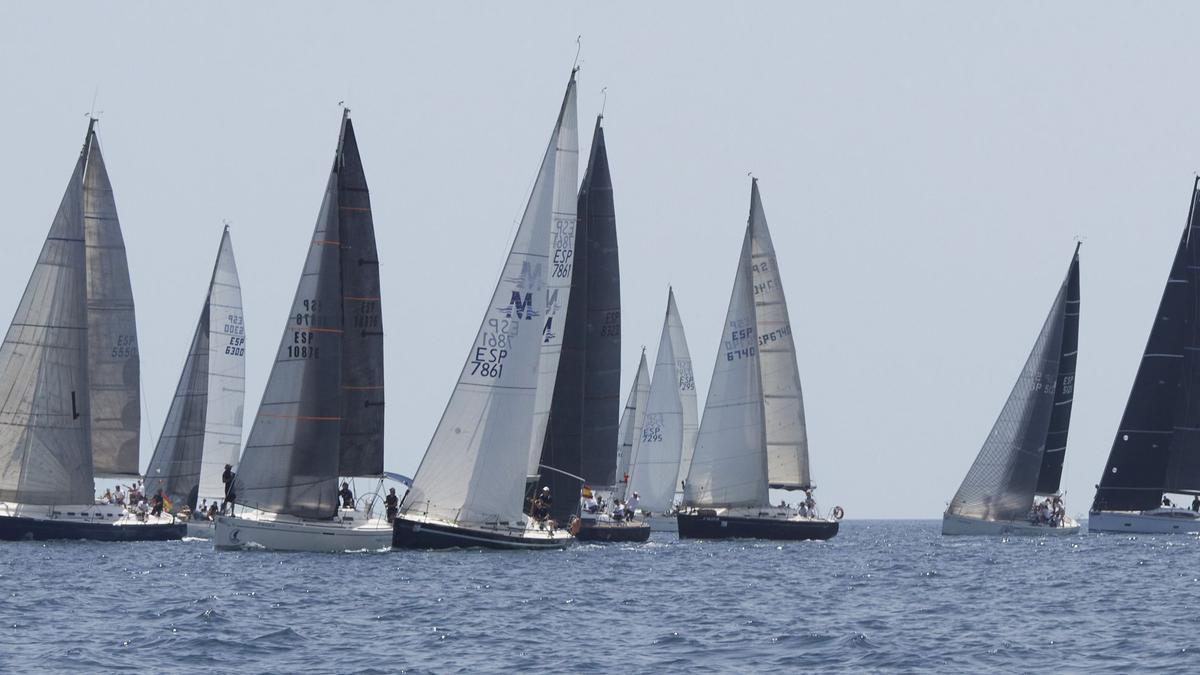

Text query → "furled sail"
[236,111,384,519]
[615,352,650,495]
[747,182,811,489]
[144,228,245,508]
[83,130,140,476]
[684,218,768,508]
[1094,182,1200,511]
[669,289,699,497]
[402,73,579,526]
[536,115,621,522]
[0,125,95,504]
[626,293,685,513]
[948,247,1078,522]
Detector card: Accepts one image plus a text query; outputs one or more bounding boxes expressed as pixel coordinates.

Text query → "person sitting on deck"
[339,482,355,509]
[610,498,625,521]
[99,489,112,505]
[625,492,639,520]
[136,499,149,521]
[150,491,164,517]
[114,486,125,506]
[583,492,599,514]
[385,488,399,523]
[208,503,219,520]
[178,505,192,521]
[199,499,208,516]
[532,487,553,521]
[804,489,817,515]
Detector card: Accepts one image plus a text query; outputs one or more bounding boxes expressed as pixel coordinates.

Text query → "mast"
[536,113,621,523]
[402,72,579,527]
[1094,180,1200,510]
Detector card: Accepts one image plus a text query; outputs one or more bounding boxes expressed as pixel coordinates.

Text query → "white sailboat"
[143,227,244,538]
[214,109,389,552]
[625,289,691,533]
[0,119,181,541]
[678,179,839,541]
[942,245,1081,536]
[393,70,579,550]
[614,352,651,496]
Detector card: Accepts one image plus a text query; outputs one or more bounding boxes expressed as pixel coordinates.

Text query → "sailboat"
[1090,180,1200,534]
[623,289,693,534]
[143,227,244,538]
[0,119,181,541]
[214,109,389,552]
[393,71,579,550]
[942,245,1081,536]
[614,352,650,497]
[677,178,840,541]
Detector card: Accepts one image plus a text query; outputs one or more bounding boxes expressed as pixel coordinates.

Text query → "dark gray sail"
[536,115,620,522]
[1035,244,1080,495]
[0,128,94,504]
[947,249,1075,522]
[83,134,141,476]
[335,119,385,478]
[236,111,383,520]
[1092,184,1198,512]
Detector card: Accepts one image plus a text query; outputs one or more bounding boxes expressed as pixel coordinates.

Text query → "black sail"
[335,118,385,477]
[536,116,621,522]
[1092,184,1197,512]
[1035,244,1080,494]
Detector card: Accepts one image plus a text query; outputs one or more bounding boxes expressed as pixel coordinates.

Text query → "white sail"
[684,223,768,508]
[403,74,579,526]
[197,230,245,502]
[667,289,699,495]
[614,352,650,495]
[748,182,811,489]
[626,295,685,513]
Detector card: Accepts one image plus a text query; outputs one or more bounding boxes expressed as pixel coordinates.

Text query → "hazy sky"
[3,2,1200,518]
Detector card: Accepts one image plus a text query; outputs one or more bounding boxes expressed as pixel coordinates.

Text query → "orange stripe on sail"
[308,327,343,334]
[313,239,340,246]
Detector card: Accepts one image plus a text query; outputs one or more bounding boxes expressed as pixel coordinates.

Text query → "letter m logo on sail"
[505,291,535,319]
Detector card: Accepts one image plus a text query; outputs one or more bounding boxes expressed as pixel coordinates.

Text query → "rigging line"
[573,35,582,70]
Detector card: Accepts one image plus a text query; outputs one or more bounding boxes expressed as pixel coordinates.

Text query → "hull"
[941,512,1080,536]
[392,514,572,550]
[574,518,651,543]
[1088,508,1200,534]
[647,515,678,533]
[0,503,184,542]
[676,508,839,541]
[186,520,215,539]
[214,512,391,552]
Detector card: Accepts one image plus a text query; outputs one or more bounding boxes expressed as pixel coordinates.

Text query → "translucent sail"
[83,136,140,476]
[669,290,699,496]
[335,119,386,478]
[1094,183,1200,511]
[536,115,620,522]
[684,223,768,508]
[0,130,93,504]
[748,181,811,489]
[947,251,1074,522]
[403,74,578,526]
[144,229,245,508]
[236,112,379,519]
[615,352,650,495]
[626,294,684,513]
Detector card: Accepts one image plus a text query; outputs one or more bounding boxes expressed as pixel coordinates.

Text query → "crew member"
[339,482,355,509]
[221,464,236,515]
[384,488,399,523]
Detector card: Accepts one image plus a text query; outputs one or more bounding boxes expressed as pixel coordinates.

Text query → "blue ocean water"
[0,520,1197,673]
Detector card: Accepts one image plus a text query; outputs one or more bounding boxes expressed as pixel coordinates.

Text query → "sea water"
[0,520,1196,673]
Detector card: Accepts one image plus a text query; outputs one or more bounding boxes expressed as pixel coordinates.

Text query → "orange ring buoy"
[832,506,845,521]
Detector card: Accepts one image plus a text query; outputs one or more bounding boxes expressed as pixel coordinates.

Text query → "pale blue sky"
[2,2,1199,518]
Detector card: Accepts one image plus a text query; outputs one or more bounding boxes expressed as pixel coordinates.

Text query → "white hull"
[186,520,215,538]
[214,509,390,552]
[1088,508,1200,534]
[941,512,1079,536]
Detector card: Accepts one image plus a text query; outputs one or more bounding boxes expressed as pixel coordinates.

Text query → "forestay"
[626,292,685,513]
[403,73,579,527]
[615,352,650,496]
[144,228,245,508]
[684,221,769,509]
[948,248,1079,522]
[236,112,385,520]
[748,181,811,490]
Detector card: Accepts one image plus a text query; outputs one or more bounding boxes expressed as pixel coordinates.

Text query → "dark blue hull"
[676,512,839,541]
[391,517,569,550]
[0,515,185,542]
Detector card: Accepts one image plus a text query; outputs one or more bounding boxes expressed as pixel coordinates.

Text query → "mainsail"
[626,292,685,513]
[1093,181,1200,511]
[402,72,579,527]
[536,114,621,522]
[684,217,768,508]
[615,352,650,495]
[668,289,699,496]
[143,228,245,508]
[0,120,138,504]
[235,111,385,520]
[948,246,1080,522]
